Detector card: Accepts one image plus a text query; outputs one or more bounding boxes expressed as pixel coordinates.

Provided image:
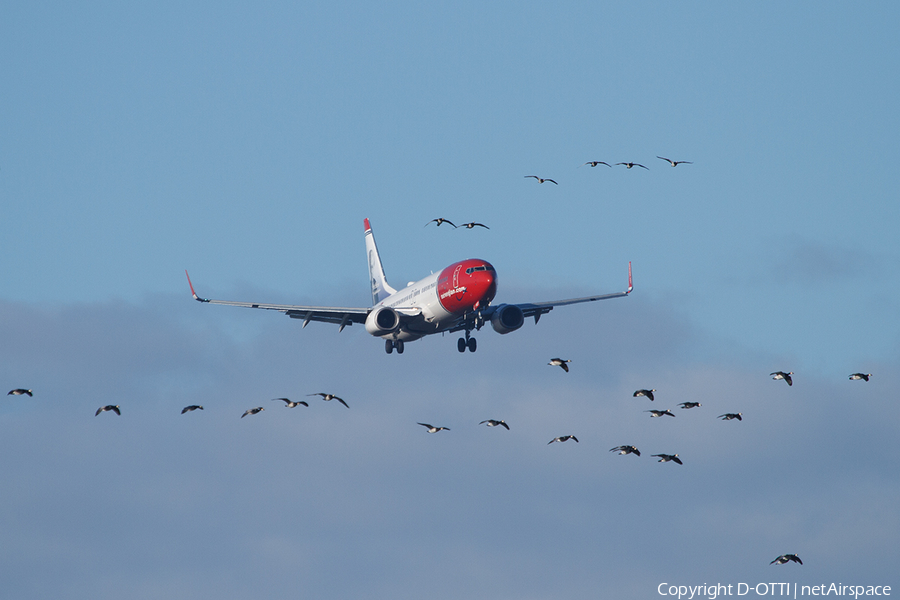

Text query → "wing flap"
[286,310,368,326]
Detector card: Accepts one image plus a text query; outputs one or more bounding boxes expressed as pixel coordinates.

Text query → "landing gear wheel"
[458,338,466,353]
[385,340,394,354]
[467,337,477,352]
[396,340,404,354]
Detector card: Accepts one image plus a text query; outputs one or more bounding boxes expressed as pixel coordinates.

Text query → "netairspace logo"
[657,583,891,599]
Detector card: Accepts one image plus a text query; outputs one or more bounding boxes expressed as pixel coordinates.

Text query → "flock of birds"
[4,353,875,570]
[426,156,692,231]
[390,362,876,568]
[5,389,351,418]
[529,155,695,183]
[5,371,872,428]
[425,218,489,229]
[523,156,691,189]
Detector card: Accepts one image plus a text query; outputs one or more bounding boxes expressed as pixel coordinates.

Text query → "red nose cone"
[437,259,497,314]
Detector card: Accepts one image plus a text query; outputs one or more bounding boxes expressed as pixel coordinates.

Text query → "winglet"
[185,270,209,303]
[626,261,633,294]
[364,218,371,233]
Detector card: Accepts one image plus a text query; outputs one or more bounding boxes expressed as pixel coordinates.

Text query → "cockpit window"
[465,265,494,275]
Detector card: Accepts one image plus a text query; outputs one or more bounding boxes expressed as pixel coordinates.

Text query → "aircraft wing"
[186,271,369,331]
[515,290,630,322]
[478,262,632,326]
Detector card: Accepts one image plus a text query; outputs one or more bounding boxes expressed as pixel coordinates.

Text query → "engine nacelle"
[490,304,525,334]
[365,306,401,335]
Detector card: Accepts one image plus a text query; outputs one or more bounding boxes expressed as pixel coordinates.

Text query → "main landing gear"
[385,339,404,354]
[457,330,477,353]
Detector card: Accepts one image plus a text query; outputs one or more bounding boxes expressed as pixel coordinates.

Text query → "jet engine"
[365,306,401,335]
[490,304,525,334]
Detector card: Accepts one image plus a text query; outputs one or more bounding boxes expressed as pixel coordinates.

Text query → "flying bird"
[272,398,309,408]
[457,222,490,229]
[181,405,203,414]
[718,413,743,421]
[548,357,571,372]
[418,422,450,433]
[849,373,871,381]
[678,402,701,409]
[95,405,120,416]
[581,161,611,168]
[480,419,510,430]
[307,393,349,408]
[610,445,641,456]
[425,218,456,228]
[634,389,656,401]
[525,175,558,184]
[548,435,579,444]
[657,156,693,167]
[770,554,802,565]
[241,407,264,418]
[652,453,682,464]
[7,389,32,397]
[646,409,675,418]
[616,162,649,170]
[770,371,793,386]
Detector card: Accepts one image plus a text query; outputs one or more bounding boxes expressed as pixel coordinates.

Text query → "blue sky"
[2,3,898,599]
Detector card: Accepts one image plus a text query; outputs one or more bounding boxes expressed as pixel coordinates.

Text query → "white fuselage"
[374,273,451,341]
[371,258,498,342]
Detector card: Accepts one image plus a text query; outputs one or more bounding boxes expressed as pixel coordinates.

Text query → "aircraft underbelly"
[403,299,452,340]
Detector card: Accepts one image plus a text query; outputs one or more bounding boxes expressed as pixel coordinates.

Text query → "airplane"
[185,219,632,355]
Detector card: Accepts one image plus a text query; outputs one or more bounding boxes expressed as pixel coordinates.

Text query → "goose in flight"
[95,405,121,416]
[652,453,682,464]
[181,405,203,414]
[457,222,490,229]
[418,422,450,433]
[548,435,579,444]
[525,175,558,184]
[581,161,611,168]
[770,554,802,565]
[241,407,264,418]
[610,445,641,456]
[7,389,32,397]
[849,373,871,381]
[770,371,793,386]
[657,156,692,167]
[616,162,648,170]
[633,389,656,401]
[718,413,742,421]
[678,402,701,409]
[548,357,571,372]
[480,419,510,430]
[425,218,456,228]
[646,409,675,418]
[307,393,349,408]
[272,398,309,408]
